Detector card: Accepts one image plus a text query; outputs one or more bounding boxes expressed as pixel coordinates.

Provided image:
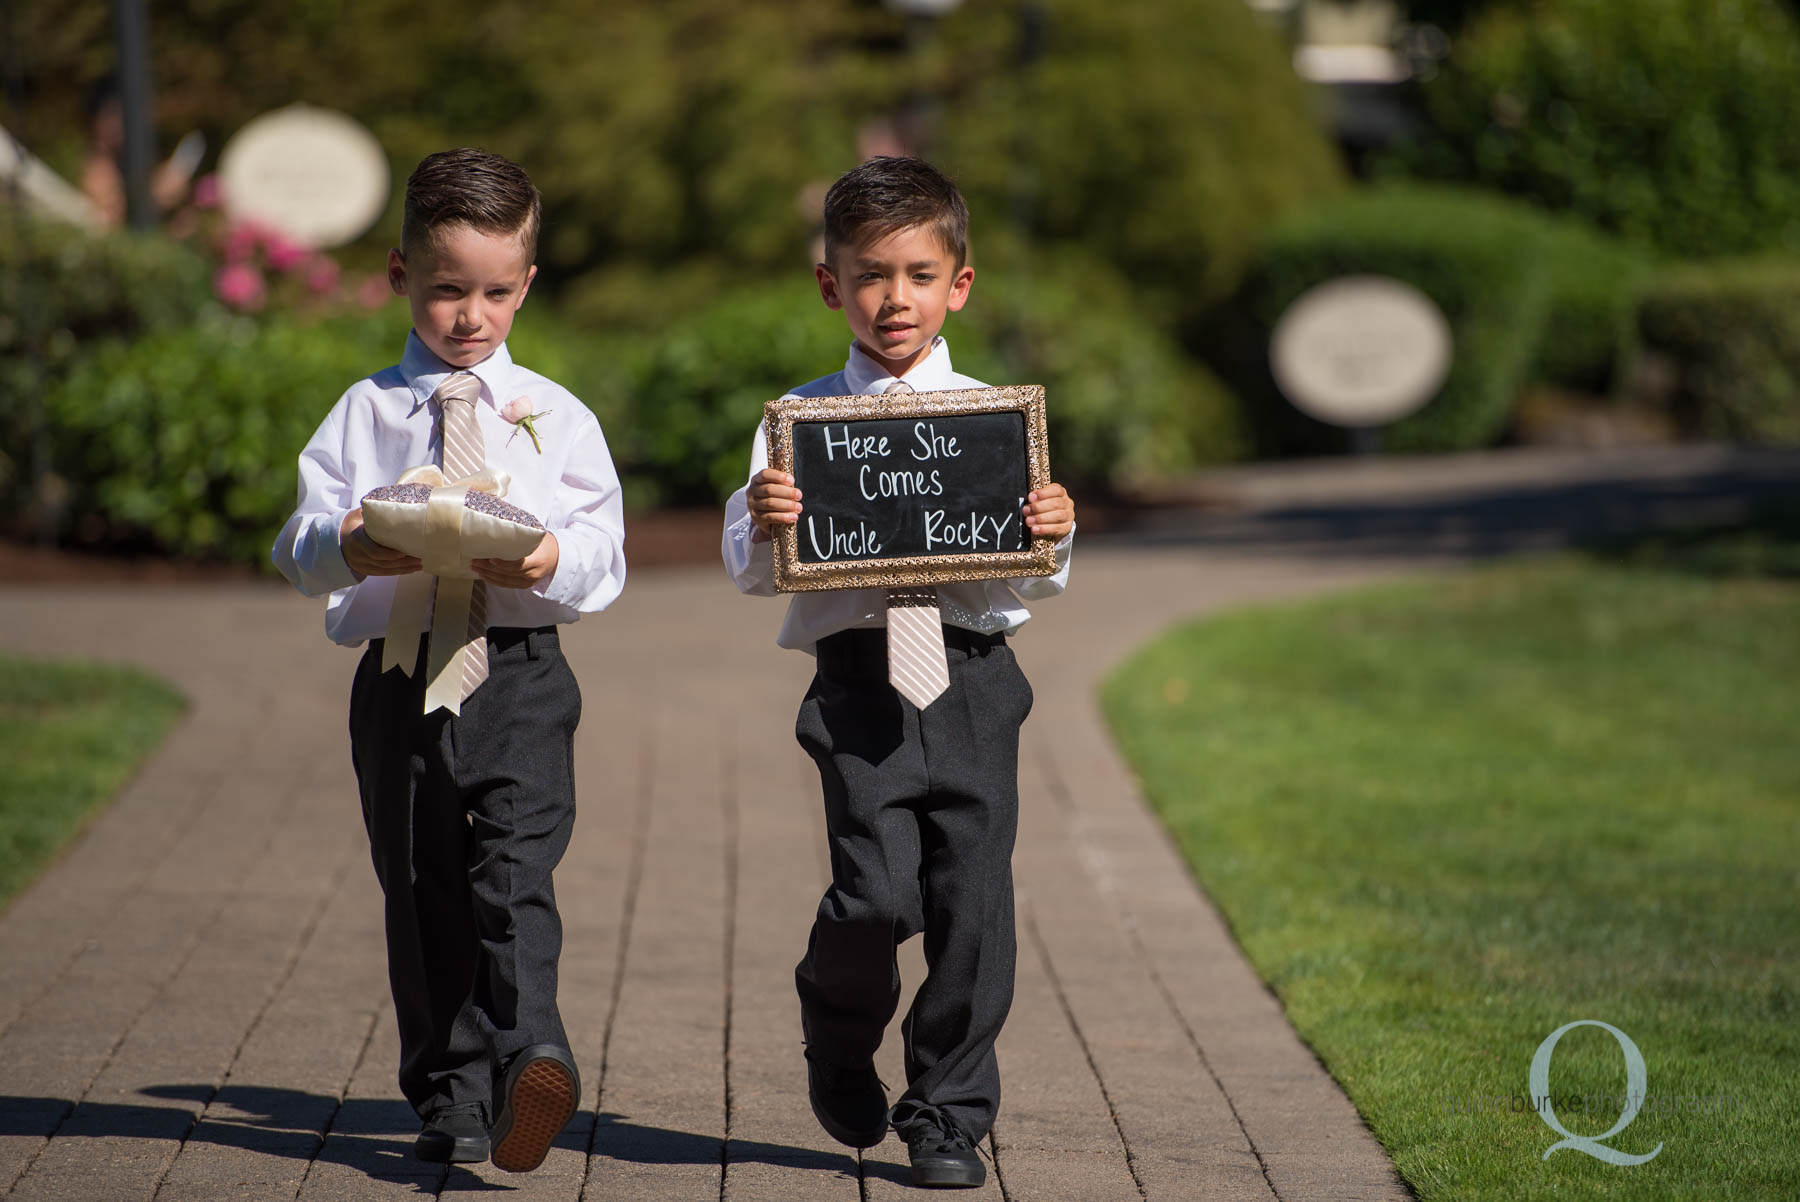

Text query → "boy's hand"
[472,531,560,590]
[1024,483,1075,540]
[341,508,422,577]
[747,468,802,542]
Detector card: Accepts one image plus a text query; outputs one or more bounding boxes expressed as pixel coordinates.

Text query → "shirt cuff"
[317,510,365,593]
[532,530,565,600]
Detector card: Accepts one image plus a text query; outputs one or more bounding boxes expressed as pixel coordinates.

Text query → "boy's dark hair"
[401,148,542,262]
[822,156,968,269]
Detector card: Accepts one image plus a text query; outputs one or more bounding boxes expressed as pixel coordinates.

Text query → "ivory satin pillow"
[360,468,543,579]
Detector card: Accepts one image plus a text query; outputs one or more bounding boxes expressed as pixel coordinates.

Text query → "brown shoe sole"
[491,1054,579,1173]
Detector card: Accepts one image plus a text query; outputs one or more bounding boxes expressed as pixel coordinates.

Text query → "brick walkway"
[2,444,1791,1201]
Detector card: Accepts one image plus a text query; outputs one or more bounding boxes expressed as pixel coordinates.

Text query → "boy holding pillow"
[273,148,625,1173]
[723,156,1075,1188]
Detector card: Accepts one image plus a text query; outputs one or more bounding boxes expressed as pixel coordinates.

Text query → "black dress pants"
[794,626,1032,1143]
[349,625,579,1118]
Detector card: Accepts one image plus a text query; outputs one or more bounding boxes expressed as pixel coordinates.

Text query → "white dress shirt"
[273,332,627,646]
[722,338,1074,652]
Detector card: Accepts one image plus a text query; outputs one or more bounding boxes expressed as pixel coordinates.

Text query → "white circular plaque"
[217,105,389,248]
[1270,276,1453,428]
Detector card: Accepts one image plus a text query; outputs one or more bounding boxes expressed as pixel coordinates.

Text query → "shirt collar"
[400,331,515,412]
[841,336,955,395]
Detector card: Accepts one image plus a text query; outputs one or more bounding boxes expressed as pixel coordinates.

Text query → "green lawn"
[1102,525,1800,1200]
[0,656,186,907]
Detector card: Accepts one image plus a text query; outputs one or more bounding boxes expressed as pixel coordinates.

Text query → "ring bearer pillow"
[361,465,543,578]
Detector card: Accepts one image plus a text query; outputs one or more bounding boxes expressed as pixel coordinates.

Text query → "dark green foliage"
[15,0,1342,333]
[1214,185,1649,456]
[1532,219,1656,395]
[959,244,1246,488]
[934,0,1346,314]
[0,216,213,524]
[1392,0,1800,259]
[1635,260,1800,444]
[44,309,400,560]
[605,282,847,510]
[10,0,1332,548]
[615,252,1245,508]
[1385,0,1492,32]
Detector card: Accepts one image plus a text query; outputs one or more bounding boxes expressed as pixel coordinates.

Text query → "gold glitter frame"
[765,385,1057,593]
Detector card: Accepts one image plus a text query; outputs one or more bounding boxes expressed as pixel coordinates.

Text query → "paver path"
[3,444,1791,1201]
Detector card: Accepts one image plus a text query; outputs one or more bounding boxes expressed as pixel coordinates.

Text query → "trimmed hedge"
[1635,260,1800,444]
[1395,0,1800,259]
[46,310,401,560]
[1213,186,1650,455]
[1,218,212,522]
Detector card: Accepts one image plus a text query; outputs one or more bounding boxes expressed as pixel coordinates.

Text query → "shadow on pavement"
[2,1088,851,1187]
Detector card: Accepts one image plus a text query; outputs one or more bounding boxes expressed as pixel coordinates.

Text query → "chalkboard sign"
[764,385,1058,593]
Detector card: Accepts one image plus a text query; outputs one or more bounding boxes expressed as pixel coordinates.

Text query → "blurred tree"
[933,0,1345,320]
[1381,0,1492,32]
[12,0,1342,330]
[1387,0,1800,258]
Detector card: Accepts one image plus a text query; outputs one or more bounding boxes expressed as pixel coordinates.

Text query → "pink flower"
[221,222,260,263]
[264,232,310,273]
[214,263,267,311]
[502,397,534,423]
[191,173,223,209]
[305,255,341,295]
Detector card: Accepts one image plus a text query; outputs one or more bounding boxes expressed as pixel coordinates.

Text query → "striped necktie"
[425,371,490,711]
[881,378,950,709]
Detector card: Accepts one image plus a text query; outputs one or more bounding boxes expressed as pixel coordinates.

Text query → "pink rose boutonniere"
[502,397,553,454]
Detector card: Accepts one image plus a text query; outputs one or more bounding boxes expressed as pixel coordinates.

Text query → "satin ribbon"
[379,464,513,716]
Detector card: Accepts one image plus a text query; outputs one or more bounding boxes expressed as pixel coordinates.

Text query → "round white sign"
[217,105,389,248]
[1269,276,1453,428]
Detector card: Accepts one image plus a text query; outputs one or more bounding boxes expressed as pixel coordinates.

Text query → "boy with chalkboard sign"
[721,156,1075,1189]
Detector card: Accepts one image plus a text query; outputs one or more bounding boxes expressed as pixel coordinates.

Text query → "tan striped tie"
[881,379,950,709]
[431,372,489,707]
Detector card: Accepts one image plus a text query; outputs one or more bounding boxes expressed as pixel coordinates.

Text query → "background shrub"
[1,217,212,523]
[45,310,398,560]
[1211,185,1648,456]
[1390,0,1800,259]
[1531,219,1656,395]
[958,243,1246,488]
[13,0,1342,337]
[1634,260,1800,444]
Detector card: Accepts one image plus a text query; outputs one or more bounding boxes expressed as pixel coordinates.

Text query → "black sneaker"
[490,1044,580,1173]
[805,1049,889,1148]
[892,1101,986,1189]
[414,1102,489,1164]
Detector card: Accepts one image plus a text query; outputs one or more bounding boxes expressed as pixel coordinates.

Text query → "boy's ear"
[387,248,408,297]
[815,262,845,311]
[514,264,538,310]
[945,264,975,313]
